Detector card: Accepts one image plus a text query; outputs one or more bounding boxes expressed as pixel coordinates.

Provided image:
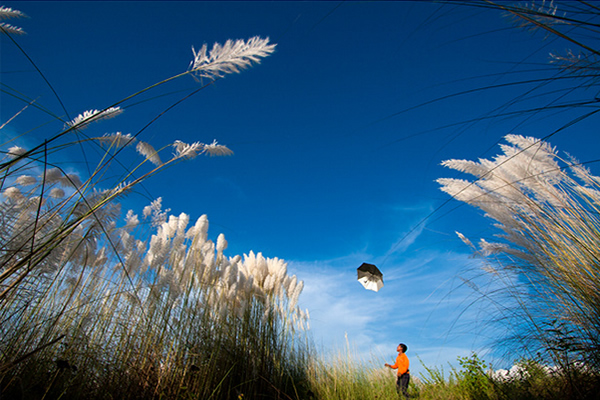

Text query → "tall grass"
[414,352,583,400]
[1,203,310,399]
[303,339,403,400]
[0,6,312,399]
[306,347,598,400]
[430,2,600,398]
[437,134,600,397]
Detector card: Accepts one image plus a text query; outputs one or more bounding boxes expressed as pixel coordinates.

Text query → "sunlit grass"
[0,6,314,399]
[306,348,599,400]
[304,340,399,400]
[421,2,600,398]
[437,133,600,396]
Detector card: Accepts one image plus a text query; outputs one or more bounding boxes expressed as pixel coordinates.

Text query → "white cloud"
[289,246,494,378]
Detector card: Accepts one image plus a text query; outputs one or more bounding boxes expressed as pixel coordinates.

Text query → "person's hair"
[399,343,407,353]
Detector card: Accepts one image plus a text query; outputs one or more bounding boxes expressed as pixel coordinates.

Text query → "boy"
[385,343,410,398]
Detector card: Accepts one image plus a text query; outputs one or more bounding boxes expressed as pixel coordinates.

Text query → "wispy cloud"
[289,245,495,377]
[382,221,426,261]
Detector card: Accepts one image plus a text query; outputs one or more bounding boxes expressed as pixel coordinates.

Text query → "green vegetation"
[306,350,599,400]
[304,342,398,400]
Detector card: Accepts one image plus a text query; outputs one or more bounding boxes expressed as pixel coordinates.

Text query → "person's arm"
[384,357,399,370]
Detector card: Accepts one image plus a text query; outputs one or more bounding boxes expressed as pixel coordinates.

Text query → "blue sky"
[2,1,600,376]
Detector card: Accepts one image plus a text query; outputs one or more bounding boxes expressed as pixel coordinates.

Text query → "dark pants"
[396,373,410,398]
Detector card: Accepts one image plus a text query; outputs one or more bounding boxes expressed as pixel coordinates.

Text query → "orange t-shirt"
[389,353,409,376]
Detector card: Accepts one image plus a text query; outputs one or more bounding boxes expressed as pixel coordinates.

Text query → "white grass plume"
[94,132,137,148]
[0,6,26,35]
[136,141,161,166]
[172,140,203,159]
[202,140,233,156]
[49,188,65,199]
[505,0,566,33]
[172,140,232,159]
[0,6,27,20]
[65,107,123,130]
[0,23,24,35]
[7,146,26,159]
[15,175,37,186]
[189,36,276,80]
[3,186,23,201]
[42,167,63,184]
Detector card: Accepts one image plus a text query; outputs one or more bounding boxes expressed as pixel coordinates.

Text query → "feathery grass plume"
[65,106,123,130]
[93,132,137,148]
[548,49,600,89]
[0,23,24,35]
[41,167,63,184]
[49,187,64,199]
[216,232,227,253]
[202,139,233,156]
[124,209,139,231]
[188,36,276,80]
[0,5,27,35]
[3,186,23,201]
[15,175,37,186]
[171,140,233,160]
[504,0,566,33]
[59,172,82,188]
[438,134,600,387]
[143,197,170,227]
[456,231,475,250]
[135,140,161,166]
[172,140,203,159]
[0,6,26,20]
[6,145,26,159]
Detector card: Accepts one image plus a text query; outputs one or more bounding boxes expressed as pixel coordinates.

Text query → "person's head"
[397,343,407,354]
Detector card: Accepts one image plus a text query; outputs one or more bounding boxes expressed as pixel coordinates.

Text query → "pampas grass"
[189,37,276,81]
[304,338,400,400]
[438,134,600,397]
[0,6,26,36]
[0,5,311,399]
[428,2,600,398]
